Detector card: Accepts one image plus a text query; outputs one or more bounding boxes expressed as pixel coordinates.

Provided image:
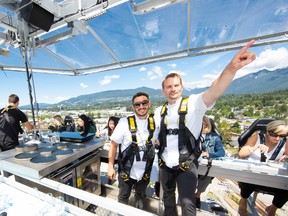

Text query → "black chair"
[64,115,76,132]
[238,118,275,149]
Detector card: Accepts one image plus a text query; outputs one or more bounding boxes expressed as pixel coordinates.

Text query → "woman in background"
[195,116,225,209]
[77,114,96,136]
[97,116,119,142]
[48,115,66,132]
[238,120,288,216]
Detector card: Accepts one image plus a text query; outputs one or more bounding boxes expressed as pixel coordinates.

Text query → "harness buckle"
[166,128,179,135]
[120,173,129,181]
[143,173,150,180]
[179,162,190,172]
[158,158,164,167]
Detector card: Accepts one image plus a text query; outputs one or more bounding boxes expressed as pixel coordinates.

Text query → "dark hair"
[107,116,120,136]
[132,92,149,104]
[209,118,218,134]
[209,117,222,140]
[8,94,19,104]
[78,114,93,135]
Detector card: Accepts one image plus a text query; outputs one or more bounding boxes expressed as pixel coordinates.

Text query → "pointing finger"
[239,40,255,54]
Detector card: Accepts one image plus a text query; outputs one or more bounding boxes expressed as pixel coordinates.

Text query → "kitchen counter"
[0,138,104,179]
[198,157,288,190]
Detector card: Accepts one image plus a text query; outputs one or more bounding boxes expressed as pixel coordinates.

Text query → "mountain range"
[23,67,288,109]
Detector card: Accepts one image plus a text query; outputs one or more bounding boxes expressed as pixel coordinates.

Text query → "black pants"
[160,163,198,216]
[239,182,288,208]
[118,175,149,209]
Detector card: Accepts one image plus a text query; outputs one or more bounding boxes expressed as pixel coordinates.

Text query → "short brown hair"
[8,94,19,104]
[162,73,183,89]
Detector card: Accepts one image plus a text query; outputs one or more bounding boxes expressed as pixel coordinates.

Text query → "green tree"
[217,120,232,146]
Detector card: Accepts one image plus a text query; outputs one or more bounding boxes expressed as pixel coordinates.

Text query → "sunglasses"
[133,100,149,108]
[268,131,287,139]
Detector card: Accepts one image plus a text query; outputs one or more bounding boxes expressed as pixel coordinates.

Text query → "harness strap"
[270,138,286,160]
[199,158,212,180]
[178,98,189,152]
[158,97,201,167]
[119,114,156,180]
[259,133,266,162]
[128,116,141,161]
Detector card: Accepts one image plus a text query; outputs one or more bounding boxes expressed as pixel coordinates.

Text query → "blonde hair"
[267,120,288,134]
[53,115,64,125]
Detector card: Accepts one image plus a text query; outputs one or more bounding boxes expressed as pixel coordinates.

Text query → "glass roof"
[1,0,288,75]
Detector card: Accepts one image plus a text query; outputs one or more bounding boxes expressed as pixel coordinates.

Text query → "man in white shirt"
[108,92,157,209]
[154,40,256,216]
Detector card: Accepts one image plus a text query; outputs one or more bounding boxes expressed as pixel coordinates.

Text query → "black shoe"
[195,198,201,209]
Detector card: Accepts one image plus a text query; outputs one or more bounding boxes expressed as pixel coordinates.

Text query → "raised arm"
[203,40,256,107]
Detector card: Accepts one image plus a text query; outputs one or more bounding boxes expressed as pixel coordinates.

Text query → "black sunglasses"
[268,131,287,139]
[133,100,149,108]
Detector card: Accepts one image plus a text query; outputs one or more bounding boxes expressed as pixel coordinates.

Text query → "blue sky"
[1,1,288,107]
[1,42,288,107]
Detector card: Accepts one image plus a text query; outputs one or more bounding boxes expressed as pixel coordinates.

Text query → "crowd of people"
[1,40,288,216]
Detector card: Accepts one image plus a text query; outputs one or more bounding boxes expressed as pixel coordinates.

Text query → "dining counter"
[0,138,105,179]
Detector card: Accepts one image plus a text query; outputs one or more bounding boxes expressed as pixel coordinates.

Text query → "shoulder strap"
[147,114,155,141]
[128,115,137,143]
[127,115,140,161]
[259,133,267,162]
[160,102,168,117]
[269,138,286,160]
[178,97,188,130]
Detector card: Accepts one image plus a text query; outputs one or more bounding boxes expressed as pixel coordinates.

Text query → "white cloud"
[80,83,88,88]
[186,47,288,89]
[169,70,186,77]
[168,63,177,68]
[139,67,146,72]
[147,66,164,80]
[99,74,120,86]
[235,47,288,78]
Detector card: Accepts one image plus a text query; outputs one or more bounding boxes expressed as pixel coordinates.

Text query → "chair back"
[238,118,275,148]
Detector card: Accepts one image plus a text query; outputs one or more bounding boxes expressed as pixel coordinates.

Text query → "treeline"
[44,89,287,121]
[206,89,288,121]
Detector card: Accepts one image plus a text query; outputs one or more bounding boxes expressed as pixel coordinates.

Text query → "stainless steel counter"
[198,158,288,190]
[0,138,104,179]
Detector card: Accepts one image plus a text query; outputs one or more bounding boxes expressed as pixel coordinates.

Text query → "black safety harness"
[158,98,202,176]
[0,106,18,136]
[118,114,155,181]
[259,133,286,162]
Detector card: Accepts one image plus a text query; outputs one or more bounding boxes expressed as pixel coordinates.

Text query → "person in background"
[108,92,157,209]
[77,114,96,136]
[238,120,288,216]
[97,116,119,142]
[0,94,34,151]
[195,116,225,209]
[154,40,256,216]
[48,115,66,133]
[64,115,75,132]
